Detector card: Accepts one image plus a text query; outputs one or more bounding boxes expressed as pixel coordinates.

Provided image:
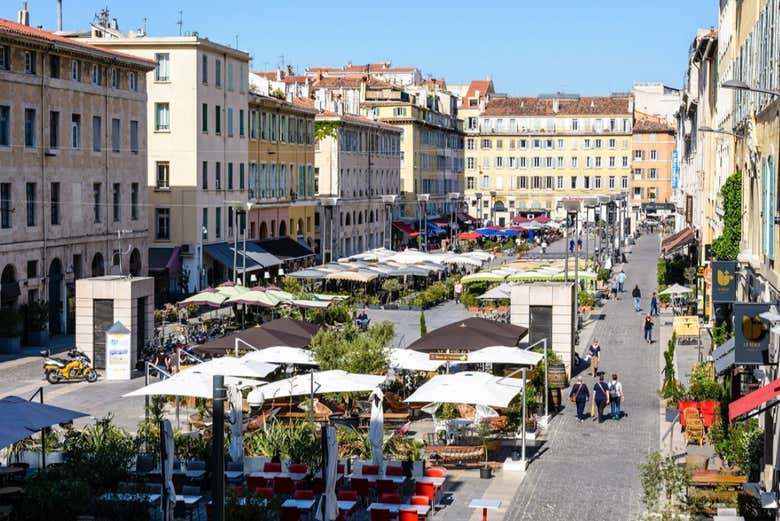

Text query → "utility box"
[75,276,154,371]
[510,283,576,377]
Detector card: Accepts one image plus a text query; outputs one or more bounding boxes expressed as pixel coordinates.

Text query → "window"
[0,106,9,146]
[49,111,59,149]
[201,103,208,133]
[545,157,553,168]
[545,139,553,149]
[496,139,503,150]
[649,168,657,179]
[24,51,36,74]
[201,55,208,84]
[154,53,170,81]
[557,139,564,149]
[557,156,564,168]
[27,260,37,279]
[608,176,615,189]
[571,157,578,168]
[215,59,222,87]
[0,183,10,228]
[495,157,504,168]
[71,60,81,81]
[556,176,564,189]
[228,207,234,236]
[584,176,591,189]
[111,118,120,152]
[227,107,234,137]
[608,156,615,168]
[480,175,490,189]
[634,150,643,160]
[595,157,602,168]
[545,176,554,189]
[519,139,527,149]
[608,138,616,149]
[572,119,579,131]
[111,68,119,88]
[570,176,577,189]
[215,207,221,238]
[154,103,170,131]
[93,183,101,222]
[0,46,9,70]
[92,116,101,152]
[49,55,60,78]
[130,120,138,154]
[481,139,492,149]
[532,157,540,168]
[622,156,629,167]
[239,65,245,93]
[112,183,120,222]
[519,176,528,189]
[633,168,643,178]
[621,176,628,189]
[584,139,591,149]
[49,182,60,226]
[156,162,170,189]
[129,71,137,91]
[585,157,592,168]
[201,161,208,190]
[227,163,234,190]
[91,64,102,85]
[239,163,245,190]
[227,63,234,91]
[239,109,245,137]
[467,157,475,169]
[532,176,541,189]
[215,106,221,134]
[595,139,602,149]
[26,182,35,226]
[650,150,658,160]
[595,176,602,189]
[155,208,170,240]
[202,208,208,239]
[467,177,475,189]
[71,114,81,149]
[215,162,221,190]
[24,108,35,148]
[131,183,138,220]
[533,139,541,149]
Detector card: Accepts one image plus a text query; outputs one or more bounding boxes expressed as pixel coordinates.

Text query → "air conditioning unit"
[180,244,193,257]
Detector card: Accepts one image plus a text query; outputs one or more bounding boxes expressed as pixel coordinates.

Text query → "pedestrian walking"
[453,281,463,303]
[617,270,626,292]
[577,235,583,252]
[587,339,601,377]
[643,313,654,344]
[632,284,641,312]
[541,240,548,253]
[610,278,619,300]
[592,374,611,423]
[650,292,659,316]
[609,373,624,420]
[569,376,590,423]
[569,238,575,253]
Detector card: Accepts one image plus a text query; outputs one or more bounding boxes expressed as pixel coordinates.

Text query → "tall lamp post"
[417,193,430,252]
[319,197,338,263]
[382,194,397,250]
[475,192,483,229]
[489,191,497,226]
[227,201,254,284]
[448,192,460,249]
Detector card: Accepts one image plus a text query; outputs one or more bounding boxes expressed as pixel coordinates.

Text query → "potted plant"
[477,423,494,479]
[22,299,49,347]
[0,306,22,354]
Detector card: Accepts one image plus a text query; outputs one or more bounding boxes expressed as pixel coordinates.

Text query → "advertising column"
[105,321,132,381]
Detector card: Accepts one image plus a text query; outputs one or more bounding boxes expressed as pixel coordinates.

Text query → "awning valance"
[729,376,780,423]
[204,242,281,274]
[393,221,419,238]
[661,227,696,256]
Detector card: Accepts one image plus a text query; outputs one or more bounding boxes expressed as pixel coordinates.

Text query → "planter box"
[366,304,381,310]
[15,450,64,469]
[384,303,398,310]
[26,329,49,347]
[0,336,21,354]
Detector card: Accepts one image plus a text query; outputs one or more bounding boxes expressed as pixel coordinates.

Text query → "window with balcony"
[154,53,170,81]
[156,162,170,189]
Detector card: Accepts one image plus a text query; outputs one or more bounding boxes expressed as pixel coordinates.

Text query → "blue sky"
[18,0,716,95]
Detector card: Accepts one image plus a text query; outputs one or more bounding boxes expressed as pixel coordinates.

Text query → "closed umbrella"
[316,425,339,521]
[227,384,243,464]
[369,388,384,474]
[404,372,524,408]
[161,419,176,521]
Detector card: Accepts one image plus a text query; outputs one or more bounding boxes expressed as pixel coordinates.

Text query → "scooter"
[41,349,98,384]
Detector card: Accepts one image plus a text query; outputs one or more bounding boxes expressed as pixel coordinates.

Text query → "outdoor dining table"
[469,498,501,521]
[224,470,243,481]
[346,473,406,484]
[148,469,207,480]
[248,471,308,481]
[98,492,161,503]
[282,498,315,511]
[367,503,430,515]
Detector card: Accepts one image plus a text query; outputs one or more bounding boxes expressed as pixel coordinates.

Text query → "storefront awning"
[149,247,180,277]
[661,227,696,256]
[713,337,735,375]
[204,242,281,274]
[393,221,419,238]
[729,375,780,423]
[457,213,477,224]
[256,237,315,261]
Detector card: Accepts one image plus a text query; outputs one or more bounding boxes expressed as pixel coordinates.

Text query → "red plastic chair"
[338,490,358,502]
[246,476,267,492]
[255,487,274,499]
[399,507,419,521]
[380,492,402,504]
[411,495,430,506]
[264,462,282,473]
[337,463,346,474]
[273,476,295,496]
[362,464,379,475]
[312,477,323,495]
[386,465,403,476]
[350,477,370,502]
[424,466,446,478]
[376,478,397,496]
[293,489,314,500]
[289,463,308,474]
[281,507,301,521]
[370,508,391,521]
[415,481,435,504]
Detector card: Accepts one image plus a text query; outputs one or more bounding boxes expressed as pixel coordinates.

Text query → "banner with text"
[712,261,737,303]
[733,303,771,365]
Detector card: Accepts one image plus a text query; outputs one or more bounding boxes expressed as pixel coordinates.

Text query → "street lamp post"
[417,194,430,252]
[448,192,460,249]
[475,192,483,228]
[490,191,497,226]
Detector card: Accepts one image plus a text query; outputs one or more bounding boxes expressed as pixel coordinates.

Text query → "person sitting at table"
[357,308,370,331]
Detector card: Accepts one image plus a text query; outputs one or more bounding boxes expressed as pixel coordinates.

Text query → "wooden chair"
[456,403,476,420]
[685,417,706,446]
[384,392,410,414]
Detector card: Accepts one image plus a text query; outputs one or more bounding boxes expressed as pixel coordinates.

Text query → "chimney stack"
[18,2,30,26]
[552,98,560,113]
[57,0,62,31]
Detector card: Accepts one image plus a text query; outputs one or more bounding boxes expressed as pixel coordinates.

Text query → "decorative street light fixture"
[448,192,460,249]
[721,79,780,98]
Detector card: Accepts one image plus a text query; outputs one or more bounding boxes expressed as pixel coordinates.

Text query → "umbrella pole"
[320,423,328,521]
[211,375,226,521]
[40,387,46,471]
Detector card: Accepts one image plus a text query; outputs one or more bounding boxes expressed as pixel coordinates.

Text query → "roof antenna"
[177,10,183,36]
[235,34,238,48]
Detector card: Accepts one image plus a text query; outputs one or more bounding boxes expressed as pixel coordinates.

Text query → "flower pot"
[26,329,49,347]
[0,336,21,354]
[479,466,492,479]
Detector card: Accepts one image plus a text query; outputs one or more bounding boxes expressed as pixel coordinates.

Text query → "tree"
[711,172,742,260]
[639,451,690,516]
[419,310,427,336]
[309,322,393,374]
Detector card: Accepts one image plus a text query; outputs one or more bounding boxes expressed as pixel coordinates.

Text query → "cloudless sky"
[16,0,716,95]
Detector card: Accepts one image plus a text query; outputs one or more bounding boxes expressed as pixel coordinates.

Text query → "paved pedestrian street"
[505,234,661,520]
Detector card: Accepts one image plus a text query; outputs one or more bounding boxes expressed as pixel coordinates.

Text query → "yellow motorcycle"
[41,349,98,384]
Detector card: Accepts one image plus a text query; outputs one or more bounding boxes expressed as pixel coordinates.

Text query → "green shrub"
[686,362,722,402]
[23,467,91,520]
[310,321,392,374]
[419,310,427,336]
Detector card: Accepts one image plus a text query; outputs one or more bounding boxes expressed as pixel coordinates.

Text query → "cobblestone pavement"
[505,234,661,521]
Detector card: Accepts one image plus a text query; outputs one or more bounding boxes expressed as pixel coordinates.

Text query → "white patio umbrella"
[181,356,278,379]
[466,346,544,366]
[316,425,339,521]
[227,384,243,464]
[477,284,512,300]
[389,348,445,372]
[124,372,260,399]
[247,370,386,406]
[161,419,176,521]
[242,347,318,366]
[404,371,524,408]
[369,388,385,474]
[660,283,692,295]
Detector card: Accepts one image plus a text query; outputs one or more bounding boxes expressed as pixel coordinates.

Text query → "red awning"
[457,231,482,240]
[729,376,780,423]
[458,213,477,223]
[661,227,696,256]
[393,221,419,238]
[432,219,450,227]
[512,216,530,223]
[534,216,551,223]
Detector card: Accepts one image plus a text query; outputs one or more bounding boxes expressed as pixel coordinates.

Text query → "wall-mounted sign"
[671,150,679,190]
[712,261,737,303]
[429,352,468,361]
[685,195,693,225]
[733,303,770,366]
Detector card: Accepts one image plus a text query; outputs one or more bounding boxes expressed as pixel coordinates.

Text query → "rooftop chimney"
[57,0,62,31]
[18,2,30,26]
[552,98,560,113]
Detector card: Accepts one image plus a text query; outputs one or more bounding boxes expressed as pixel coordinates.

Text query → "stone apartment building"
[0,11,154,335]
[631,112,675,205]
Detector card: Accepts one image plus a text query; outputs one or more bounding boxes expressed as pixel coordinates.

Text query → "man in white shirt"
[453,281,463,303]
[609,373,624,420]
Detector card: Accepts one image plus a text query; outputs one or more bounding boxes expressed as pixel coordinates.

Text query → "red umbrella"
[457,231,483,240]
[511,216,531,223]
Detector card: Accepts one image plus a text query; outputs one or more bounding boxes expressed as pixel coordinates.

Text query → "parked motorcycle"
[41,349,98,384]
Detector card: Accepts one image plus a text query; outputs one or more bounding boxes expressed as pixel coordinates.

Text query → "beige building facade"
[631,113,675,205]
[0,15,153,336]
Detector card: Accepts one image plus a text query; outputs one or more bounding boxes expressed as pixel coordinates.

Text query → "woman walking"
[643,313,654,344]
[569,376,590,423]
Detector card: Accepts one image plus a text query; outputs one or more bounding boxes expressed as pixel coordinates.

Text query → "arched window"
[259,221,269,239]
[279,220,287,237]
[129,248,142,276]
[0,264,18,308]
[91,252,105,277]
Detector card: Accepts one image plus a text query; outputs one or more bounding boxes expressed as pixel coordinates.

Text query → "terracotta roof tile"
[315,110,400,131]
[465,80,493,100]
[482,96,632,116]
[0,18,156,66]
[633,111,675,133]
[293,97,315,109]
[312,76,395,89]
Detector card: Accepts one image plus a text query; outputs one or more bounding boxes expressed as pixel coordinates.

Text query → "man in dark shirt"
[632,285,641,312]
[587,339,601,377]
[592,374,611,423]
[569,376,590,423]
